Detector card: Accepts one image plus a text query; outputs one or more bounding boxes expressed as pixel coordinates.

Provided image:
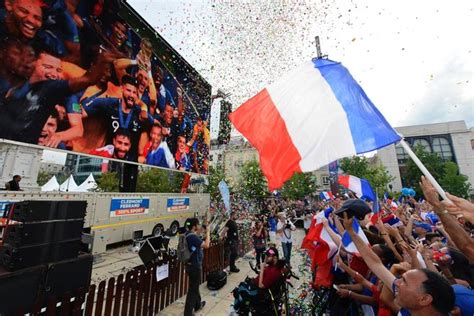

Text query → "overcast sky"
[42,0,473,164]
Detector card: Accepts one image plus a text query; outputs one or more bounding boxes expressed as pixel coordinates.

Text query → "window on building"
[432,137,453,161]
[322,176,330,185]
[413,138,431,152]
[396,145,409,164]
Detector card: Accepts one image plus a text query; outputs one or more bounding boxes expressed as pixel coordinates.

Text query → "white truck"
[0,191,209,254]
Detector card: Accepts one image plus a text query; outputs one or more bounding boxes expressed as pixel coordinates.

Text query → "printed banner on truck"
[0,200,17,217]
[0,0,211,175]
[167,197,190,212]
[110,198,150,217]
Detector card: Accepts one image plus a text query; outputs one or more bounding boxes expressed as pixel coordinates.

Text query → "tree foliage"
[136,168,176,193]
[405,145,447,196]
[405,145,445,195]
[96,172,119,192]
[340,156,394,196]
[206,165,228,201]
[36,171,51,187]
[403,145,471,198]
[238,160,269,200]
[281,172,317,200]
[439,162,471,199]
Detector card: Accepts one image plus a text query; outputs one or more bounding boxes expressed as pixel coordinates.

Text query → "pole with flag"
[229,58,401,191]
[228,56,452,204]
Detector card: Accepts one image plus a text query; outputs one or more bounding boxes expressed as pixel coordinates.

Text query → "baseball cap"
[334,199,371,220]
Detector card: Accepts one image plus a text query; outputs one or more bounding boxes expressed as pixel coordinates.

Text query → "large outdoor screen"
[0,0,211,174]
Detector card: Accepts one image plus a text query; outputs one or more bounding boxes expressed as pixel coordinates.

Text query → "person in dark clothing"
[5,175,22,191]
[221,211,240,273]
[184,217,210,316]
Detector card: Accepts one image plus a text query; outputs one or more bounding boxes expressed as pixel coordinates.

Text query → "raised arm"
[420,176,474,263]
[68,53,118,93]
[342,213,396,290]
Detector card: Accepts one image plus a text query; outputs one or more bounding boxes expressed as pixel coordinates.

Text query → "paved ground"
[90,229,307,315]
[158,229,307,316]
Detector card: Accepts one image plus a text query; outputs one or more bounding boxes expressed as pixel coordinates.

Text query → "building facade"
[377,121,474,193]
[39,162,65,175]
[65,154,103,184]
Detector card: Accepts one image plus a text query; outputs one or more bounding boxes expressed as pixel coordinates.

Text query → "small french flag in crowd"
[319,191,335,201]
[338,175,376,201]
[382,214,403,227]
[341,218,369,255]
[229,59,401,190]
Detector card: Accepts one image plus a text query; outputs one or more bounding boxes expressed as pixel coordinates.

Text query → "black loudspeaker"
[6,200,87,222]
[4,220,84,247]
[42,254,93,301]
[139,236,164,265]
[1,239,83,271]
[0,265,46,314]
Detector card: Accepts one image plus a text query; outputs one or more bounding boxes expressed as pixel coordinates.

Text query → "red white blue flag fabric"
[338,175,376,201]
[319,191,334,201]
[301,209,339,286]
[229,59,401,190]
[341,218,369,255]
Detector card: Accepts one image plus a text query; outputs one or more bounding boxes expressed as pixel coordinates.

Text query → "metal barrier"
[12,242,225,315]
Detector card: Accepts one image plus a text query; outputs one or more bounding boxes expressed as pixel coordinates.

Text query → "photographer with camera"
[277,211,296,265]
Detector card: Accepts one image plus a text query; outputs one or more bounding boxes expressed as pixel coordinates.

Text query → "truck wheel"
[169,221,179,236]
[152,224,164,236]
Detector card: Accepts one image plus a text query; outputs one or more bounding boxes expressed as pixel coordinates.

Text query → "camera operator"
[277,211,296,265]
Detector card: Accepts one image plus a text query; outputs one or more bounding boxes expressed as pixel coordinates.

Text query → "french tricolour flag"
[301,209,339,287]
[229,59,401,190]
[341,219,369,255]
[320,191,334,201]
[338,175,376,201]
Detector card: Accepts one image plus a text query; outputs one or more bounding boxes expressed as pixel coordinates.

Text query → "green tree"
[36,171,52,186]
[238,160,269,201]
[440,161,471,198]
[340,156,394,196]
[404,145,445,196]
[281,172,317,200]
[206,165,228,201]
[96,172,119,192]
[136,168,173,192]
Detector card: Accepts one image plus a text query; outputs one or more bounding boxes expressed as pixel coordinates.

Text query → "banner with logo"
[0,200,17,217]
[167,197,190,212]
[110,198,150,217]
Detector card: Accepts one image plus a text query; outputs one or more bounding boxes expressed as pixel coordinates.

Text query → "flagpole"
[399,139,451,203]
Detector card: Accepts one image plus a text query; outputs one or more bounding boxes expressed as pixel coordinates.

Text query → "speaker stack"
[0,200,93,314]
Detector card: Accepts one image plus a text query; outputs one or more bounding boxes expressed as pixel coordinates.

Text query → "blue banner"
[0,200,17,217]
[110,198,150,217]
[218,180,231,215]
[167,197,190,212]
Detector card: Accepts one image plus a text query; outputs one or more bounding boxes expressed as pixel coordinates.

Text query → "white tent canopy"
[41,176,60,192]
[59,175,79,192]
[76,174,97,192]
